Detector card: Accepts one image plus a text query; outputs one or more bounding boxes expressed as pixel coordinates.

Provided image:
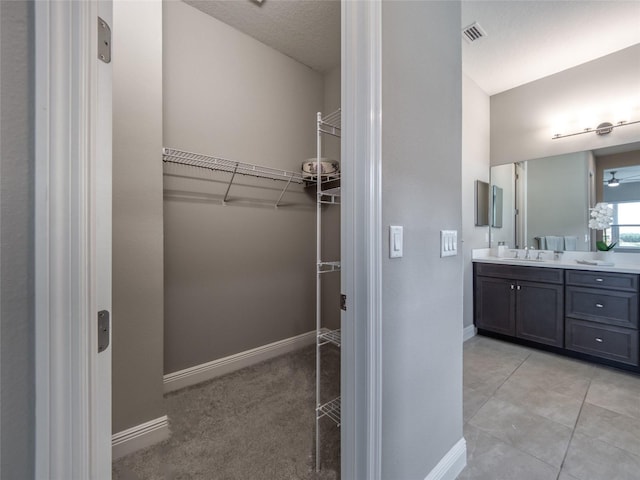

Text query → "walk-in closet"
[111,1,343,478]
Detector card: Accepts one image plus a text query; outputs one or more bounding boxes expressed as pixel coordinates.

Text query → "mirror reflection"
[490,143,640,252]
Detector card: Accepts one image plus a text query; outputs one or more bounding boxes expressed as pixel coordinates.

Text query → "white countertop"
[472,248,640,275]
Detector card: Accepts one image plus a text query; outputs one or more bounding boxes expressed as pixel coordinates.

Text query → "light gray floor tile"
[493,375,584,427]
[507,351,593,399]
[562,432,640,480]
[557,471,581,480]
[469,397,572,467]
[463,345,526,395]
[459,424,559,480]
[586,368,640,421]
[575,402,640,458]
[463,386,491,424]
[464,335,533,359]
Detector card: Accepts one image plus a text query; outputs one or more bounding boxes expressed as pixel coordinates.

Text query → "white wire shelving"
[316,396,341,427]
[162,147,304,207]
[318,328,341,348]
[317,261,341,274]
[315,109,341,472]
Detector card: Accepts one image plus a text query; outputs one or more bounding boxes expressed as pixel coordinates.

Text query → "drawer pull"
[595,337,604,343]
[510,284,515,290]
[595,278,604,282]
[595,303,604,308]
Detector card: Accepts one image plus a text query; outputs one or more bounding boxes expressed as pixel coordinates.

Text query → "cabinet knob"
[595,303,604,308]
[595,337,604,343]
[517,285,521,290]
[595,278,604,282]
[510,284,515,290]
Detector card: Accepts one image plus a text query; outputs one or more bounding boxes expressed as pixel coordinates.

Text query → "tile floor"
[459,335,640,480]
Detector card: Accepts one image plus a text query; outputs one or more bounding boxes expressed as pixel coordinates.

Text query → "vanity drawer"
[474,263,563,284]
[565,319,639,366]
[566,270,639,292]
[565,286,638,329]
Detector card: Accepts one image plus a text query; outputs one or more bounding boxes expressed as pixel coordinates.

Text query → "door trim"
[34,1,111,477]
[342,1,383,478]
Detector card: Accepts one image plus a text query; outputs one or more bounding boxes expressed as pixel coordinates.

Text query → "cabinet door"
[475,276,515,336]
[516,281,564,347]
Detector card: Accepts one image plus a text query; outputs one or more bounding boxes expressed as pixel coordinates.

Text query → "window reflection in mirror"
[602,165,640,251]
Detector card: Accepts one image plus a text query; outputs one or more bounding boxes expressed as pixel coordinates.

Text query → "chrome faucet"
[524,247,531,260]
[536,251,544,260]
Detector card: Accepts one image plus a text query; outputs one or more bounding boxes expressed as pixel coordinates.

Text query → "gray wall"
[462,75,490,329]
[381,2,463,477]
[0,1,35,477]
[162,1,322,373]
[491,45,640,166]
[112,0,165,433]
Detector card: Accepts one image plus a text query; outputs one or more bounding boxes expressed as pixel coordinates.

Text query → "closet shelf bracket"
[223,163,239,204]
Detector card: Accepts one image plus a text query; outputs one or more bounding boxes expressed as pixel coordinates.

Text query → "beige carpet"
[113,346,340,480]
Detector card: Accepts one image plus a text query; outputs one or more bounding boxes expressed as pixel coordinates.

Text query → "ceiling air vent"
[462,22,487,43]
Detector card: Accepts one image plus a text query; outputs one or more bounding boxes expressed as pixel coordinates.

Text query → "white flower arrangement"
[589,202,616,251]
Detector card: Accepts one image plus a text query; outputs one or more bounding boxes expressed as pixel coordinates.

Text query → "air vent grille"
[462,22,487,43]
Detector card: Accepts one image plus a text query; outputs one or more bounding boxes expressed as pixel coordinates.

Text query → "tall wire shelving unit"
[314,109,341,471]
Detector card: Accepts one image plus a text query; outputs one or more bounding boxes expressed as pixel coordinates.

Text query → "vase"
[596,250,614,263]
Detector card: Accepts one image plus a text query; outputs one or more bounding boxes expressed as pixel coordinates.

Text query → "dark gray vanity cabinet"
[565,270,639,366]
[474,263,564,347]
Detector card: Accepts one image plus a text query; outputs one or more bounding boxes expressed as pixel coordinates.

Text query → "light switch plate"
[441,230,458,257]
[390,225,403,258]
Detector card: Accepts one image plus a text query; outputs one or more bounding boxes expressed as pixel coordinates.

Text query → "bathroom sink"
[496,257,547,263]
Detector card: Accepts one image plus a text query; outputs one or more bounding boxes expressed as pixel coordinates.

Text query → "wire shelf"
[318,109,341,138]
[318,328,341,348]
[316,397,341,426]
[317,261,341,274]
[163,148,305,184]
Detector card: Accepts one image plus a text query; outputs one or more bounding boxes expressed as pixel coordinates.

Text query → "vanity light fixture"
[552,119,640,140]
[607,171,620,187]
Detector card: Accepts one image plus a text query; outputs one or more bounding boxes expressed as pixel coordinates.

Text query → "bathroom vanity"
[473,256,640,371]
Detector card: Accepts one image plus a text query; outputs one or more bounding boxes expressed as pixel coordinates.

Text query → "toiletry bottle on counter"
[497,242,508,258]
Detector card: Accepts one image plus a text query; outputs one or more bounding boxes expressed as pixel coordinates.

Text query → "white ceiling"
[462,1,640,95]
[184,1,640,95]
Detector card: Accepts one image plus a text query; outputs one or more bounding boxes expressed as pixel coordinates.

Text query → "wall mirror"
[475,180,489,226]
[489,141,640,252]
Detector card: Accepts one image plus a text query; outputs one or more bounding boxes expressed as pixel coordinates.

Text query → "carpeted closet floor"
[113,346,340,480]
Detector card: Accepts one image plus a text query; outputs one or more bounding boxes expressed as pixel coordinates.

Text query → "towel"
[545,236,564,251]
[564,236,578,251]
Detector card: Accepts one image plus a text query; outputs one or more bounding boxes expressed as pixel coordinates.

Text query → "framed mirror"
[475,180,489,226]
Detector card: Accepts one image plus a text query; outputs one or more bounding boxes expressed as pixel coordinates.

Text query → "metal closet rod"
[162,147,306,207]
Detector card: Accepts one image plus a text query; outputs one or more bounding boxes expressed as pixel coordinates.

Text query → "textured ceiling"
[184,1,640,95]
[183,0,341,73]
[462,1,640,95]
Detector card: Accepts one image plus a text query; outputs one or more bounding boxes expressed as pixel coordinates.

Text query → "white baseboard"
[463,325,477,342]
[424,437,467,480]
[163,330,317,393]
[112,415,170,460]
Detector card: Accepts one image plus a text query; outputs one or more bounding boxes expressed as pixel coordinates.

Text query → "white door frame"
[34,1,112,478]
[342,1,383,479]
[34,0,382,477]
